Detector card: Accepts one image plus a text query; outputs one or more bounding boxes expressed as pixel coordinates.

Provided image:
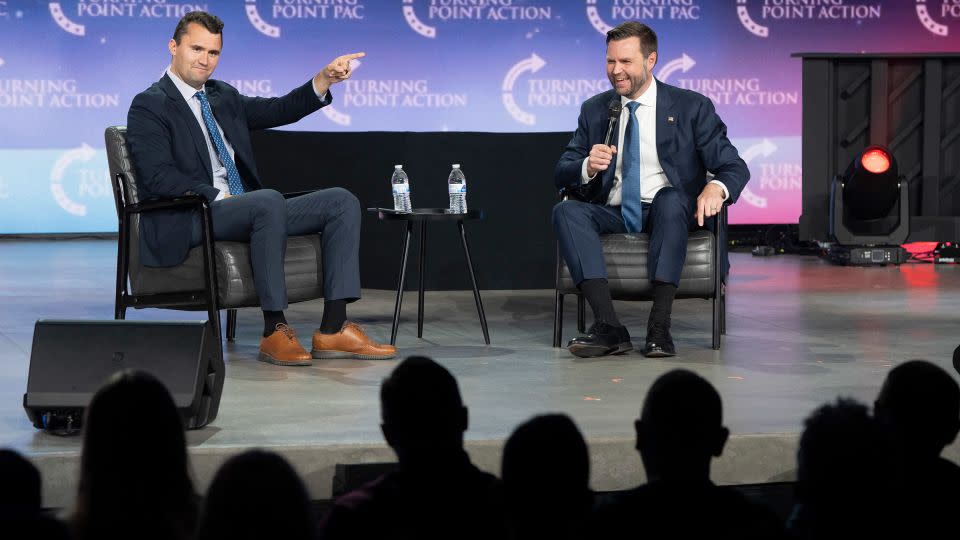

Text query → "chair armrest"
[125,194,208,215]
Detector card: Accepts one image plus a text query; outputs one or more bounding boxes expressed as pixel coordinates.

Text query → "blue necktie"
[195,91,245,196]
[620,101,642,233]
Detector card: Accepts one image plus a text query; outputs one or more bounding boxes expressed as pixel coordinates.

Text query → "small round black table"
[368,208,490,345]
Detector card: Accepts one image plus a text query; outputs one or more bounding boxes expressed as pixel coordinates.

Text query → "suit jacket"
[126,74,328,267]
[554,80,749,209]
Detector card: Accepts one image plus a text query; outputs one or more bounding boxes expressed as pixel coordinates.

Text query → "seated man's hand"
[586,144,617,178]
[315,52,366,90]
[696,183,725,227]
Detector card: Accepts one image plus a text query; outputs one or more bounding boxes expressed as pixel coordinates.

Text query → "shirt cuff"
[580,158,597,184]
[214,189,225,201]
[709,179,729,201]
[312,82,332,105]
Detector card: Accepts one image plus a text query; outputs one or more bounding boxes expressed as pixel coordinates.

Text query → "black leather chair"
[553,206,727,350]
[105,126,325,348]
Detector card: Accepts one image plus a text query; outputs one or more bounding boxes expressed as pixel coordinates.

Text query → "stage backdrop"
[1,1,958,233]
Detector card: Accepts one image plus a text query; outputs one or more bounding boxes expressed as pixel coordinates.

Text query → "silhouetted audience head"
[0,450,69,540]
[502,414,591,539]
[380,356,467,463]
[790,398,891,539]
[874,359,960,460]
[634,369,728,481]
[73,370,195,540]
[0,449,41,517]
[319,356,504,540]
[197,450,315,540]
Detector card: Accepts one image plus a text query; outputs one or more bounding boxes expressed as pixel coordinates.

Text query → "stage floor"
[2,239,959,507]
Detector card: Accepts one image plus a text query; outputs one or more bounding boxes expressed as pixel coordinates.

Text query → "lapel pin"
[667,116,676,124]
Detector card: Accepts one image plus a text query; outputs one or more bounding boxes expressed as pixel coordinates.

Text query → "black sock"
[579,278,621,327]
[263,310,287,337]
[649,281,677,328]
[319,299,347,334]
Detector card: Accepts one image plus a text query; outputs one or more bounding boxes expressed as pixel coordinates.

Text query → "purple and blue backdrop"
[1,0,958,232]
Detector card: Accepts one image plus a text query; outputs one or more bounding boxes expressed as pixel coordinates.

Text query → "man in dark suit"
[554,21,749,358]
[127,11,395,365]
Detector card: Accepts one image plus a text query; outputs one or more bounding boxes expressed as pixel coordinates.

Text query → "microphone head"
[608,99,622,118]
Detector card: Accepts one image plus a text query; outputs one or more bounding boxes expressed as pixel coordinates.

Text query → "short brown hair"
[606,21,657,58]
[172,11,224,44]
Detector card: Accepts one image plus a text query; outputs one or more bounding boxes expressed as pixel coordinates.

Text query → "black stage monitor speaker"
[23,320,224,432]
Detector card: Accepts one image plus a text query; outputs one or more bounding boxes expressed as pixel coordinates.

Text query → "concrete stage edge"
[1,240,958,507]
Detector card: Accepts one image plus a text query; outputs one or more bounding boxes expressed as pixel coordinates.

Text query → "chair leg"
[712,217,722,350]
[720,285,727,335]
[207,300,224,362]
[553,292,564,348]
[712,296,720,350]
[114,215,129,320]
[577,294,586,333]
[226,309,237,341]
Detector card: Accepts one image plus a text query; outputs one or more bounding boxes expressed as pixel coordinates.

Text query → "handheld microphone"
[603,99,622,147]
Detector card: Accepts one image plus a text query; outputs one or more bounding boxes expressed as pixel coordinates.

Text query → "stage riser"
[29,435,960,509]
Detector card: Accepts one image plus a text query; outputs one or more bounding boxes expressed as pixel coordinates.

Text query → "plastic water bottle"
[447,164,467,214]
[391,165,412,212]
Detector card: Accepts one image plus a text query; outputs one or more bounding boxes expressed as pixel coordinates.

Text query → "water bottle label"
[393,182,409,194]
[448,184,465,194]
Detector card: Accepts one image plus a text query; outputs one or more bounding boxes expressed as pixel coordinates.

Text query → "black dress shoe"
[567,322,632,358]
[642,322,676,357]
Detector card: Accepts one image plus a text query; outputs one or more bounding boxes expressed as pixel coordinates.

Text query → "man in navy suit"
[554,22,749,358]
[127,11,395,365]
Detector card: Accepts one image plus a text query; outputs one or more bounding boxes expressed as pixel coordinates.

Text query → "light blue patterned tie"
[195,91,245,196]
[620,101,642,232]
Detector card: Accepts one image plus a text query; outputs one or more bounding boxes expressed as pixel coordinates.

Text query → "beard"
[609,68,649,98]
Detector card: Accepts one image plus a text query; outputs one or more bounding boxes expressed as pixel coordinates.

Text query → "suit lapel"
[655,80,680,186]
[160,74,212,182]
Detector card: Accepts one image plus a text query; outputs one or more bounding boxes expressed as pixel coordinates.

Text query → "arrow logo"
[49,2,85,36]
[502,53,546,92]
[655,54,696,83]
[586,0,613,35]
[50,143,96,216]
[502,53,547,126]
[403,0,436,38]
[736,0,769,38]
[916,0,948,36]
[246,0,281,38]
[738,138,776,208]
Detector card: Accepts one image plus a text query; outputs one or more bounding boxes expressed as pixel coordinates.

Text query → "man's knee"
[652,188,690,219]
[552,200,583,230]
[653,187,684,207]
[252,189,286,215]
[326,187,360,216]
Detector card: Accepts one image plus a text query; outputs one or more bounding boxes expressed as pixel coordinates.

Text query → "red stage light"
[861,148,891,174]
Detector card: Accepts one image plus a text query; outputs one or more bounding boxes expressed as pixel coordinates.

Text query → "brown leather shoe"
[258,323,312,366]
[311,322,397,360]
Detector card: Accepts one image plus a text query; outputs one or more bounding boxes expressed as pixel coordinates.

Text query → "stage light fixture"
[827,145,909,266]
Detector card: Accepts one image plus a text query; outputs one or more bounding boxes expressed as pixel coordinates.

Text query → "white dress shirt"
[581,79,727,206]
[166,67,328,201]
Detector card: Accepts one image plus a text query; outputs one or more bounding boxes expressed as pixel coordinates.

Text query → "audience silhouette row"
[2,356,958,540]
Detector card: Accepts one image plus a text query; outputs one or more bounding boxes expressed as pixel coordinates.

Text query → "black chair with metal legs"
[105,126,326,349]
[553,205,727,350]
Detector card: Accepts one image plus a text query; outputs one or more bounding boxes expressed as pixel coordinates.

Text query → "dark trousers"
[552,186,694,286]
[191,187,362,311]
